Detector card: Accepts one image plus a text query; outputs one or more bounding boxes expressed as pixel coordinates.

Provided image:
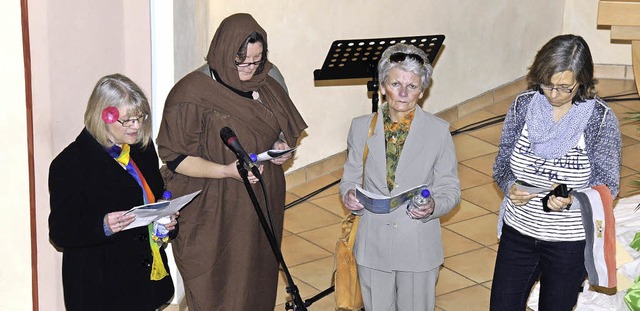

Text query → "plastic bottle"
[409,188,431,211]
[153,190,172,244]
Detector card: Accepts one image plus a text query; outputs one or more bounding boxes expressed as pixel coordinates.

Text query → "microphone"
[220,127,260,176]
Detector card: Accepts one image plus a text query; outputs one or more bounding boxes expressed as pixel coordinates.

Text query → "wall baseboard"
[160,295,188,311]
[286,151,346,189]
[285,64,634,190]
[594,64,635,80]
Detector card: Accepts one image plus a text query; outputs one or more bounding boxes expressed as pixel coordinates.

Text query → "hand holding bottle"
[407,188,435,220]
[153,190,172,246]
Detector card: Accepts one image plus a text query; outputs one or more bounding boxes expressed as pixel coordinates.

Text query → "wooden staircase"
[598,0,640,92]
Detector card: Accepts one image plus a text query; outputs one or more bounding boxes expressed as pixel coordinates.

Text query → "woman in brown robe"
[156,13,307,311]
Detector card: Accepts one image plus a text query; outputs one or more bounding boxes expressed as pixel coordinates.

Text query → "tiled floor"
[274,79,640,311]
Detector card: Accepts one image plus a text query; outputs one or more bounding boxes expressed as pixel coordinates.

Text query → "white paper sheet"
[123,190,201,230]
[253,147,297,162]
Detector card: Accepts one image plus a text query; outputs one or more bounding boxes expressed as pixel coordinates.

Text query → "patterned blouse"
[383,105,416,191]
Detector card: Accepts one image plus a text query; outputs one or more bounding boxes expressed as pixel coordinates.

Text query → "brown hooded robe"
[156,13,307,311]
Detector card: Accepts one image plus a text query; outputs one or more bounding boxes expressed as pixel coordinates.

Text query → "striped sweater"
[494,90,622,238]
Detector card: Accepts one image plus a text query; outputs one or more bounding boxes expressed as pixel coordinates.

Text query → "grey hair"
[377,43,433,90]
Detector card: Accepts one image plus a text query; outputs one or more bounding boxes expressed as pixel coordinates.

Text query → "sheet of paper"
[514,180,548,194]
[123,190,201,230]
[254,147,297,162]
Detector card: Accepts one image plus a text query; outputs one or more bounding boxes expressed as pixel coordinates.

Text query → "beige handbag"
[333,112,377,311]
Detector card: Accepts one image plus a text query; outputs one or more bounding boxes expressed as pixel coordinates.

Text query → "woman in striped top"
[489,34,621,311]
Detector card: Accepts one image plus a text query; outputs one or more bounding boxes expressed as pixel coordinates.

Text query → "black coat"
[49,129,174,311]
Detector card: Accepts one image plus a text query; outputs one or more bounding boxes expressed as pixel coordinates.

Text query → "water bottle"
[153,190,172,244]
[409,188,431,211]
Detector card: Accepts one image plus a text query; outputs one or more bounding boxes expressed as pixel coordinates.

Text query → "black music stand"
[314,35,445,112]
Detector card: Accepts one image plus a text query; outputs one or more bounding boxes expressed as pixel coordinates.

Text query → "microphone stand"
[235,162,308,310]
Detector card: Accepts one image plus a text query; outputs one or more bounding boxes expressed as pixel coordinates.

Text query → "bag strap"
[361,112,378,186]
[349,112,378,244]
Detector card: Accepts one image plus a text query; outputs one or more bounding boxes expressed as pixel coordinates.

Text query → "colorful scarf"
[573,184,616,288]
[107,144,169,281]
[383,104,415,191]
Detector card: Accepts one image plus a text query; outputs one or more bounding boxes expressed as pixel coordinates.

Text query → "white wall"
[207,0,565,171]
[0,1,33,310]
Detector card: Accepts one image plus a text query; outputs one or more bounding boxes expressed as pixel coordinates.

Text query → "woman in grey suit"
[340,43,461,311]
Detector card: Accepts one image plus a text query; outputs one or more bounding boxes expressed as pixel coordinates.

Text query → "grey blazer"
[340,106,461,272]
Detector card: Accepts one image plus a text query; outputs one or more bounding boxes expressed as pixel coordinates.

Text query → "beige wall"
[0,1,33,310]
[564,0,632,65]
[208,1,565,171]
[173,0,211,81]
[1,0,634,309]
[205,0,632,172]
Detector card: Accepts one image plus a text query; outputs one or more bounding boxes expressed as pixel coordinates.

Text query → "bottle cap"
[421,189,430,198]
[162,190,172,200]
[250,153,258,162]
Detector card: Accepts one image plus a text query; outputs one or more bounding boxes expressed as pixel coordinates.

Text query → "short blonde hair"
[84,74,152,148]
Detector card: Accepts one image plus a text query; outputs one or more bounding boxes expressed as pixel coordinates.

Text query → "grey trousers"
[357,265,439,311]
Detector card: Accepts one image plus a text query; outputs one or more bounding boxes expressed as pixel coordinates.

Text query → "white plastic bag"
[527,279,631,310]
[575,287,629,311]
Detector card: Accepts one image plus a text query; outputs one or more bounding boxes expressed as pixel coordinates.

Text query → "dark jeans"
[490,224,587,311]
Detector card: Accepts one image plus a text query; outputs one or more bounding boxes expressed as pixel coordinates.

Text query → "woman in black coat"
[49,74,176,311]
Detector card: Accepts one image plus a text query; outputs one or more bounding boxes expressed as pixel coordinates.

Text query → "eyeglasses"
[539,82,578,94]
[117,114,148,127]
[235,60,263,67]
[389,52,425,66]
